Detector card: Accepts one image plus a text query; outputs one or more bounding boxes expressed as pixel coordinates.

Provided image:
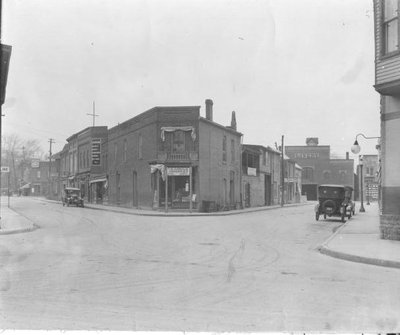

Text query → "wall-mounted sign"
[167,167,190,176]
[247,167,257,176]
[31,159,40,168]
[91,139,101,166]
[1,166,9,173]
[293,152,320,159]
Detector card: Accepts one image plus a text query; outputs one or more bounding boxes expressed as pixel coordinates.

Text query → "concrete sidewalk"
[0,202,38,235]
[318,201,400,269]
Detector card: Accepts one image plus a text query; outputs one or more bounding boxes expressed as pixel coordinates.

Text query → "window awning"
[19,183,31,190]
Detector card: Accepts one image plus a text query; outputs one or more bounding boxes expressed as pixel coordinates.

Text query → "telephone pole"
[87,101,99,127]
[281,135,285,207]
[48,138,55,197]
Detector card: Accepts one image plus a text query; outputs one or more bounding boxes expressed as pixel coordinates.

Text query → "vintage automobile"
[315,184,354,222]
[62,187,84,207]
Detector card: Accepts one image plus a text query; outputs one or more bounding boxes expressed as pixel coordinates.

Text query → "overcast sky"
[2,0,380,159]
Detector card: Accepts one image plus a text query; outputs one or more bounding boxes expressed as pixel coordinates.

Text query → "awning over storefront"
[19,183,31,190]
[89,178,107,184]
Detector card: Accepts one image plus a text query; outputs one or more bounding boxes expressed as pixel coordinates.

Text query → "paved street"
[1,197,399,332]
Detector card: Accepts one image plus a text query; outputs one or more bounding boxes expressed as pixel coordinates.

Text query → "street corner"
[0,207,39,235]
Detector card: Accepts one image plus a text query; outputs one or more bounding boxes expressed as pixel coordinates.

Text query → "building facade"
[373,0,400,240]
[285,138,354,200]
[242,145,282,207]
[56,126,108,203]
[106,100,242,211]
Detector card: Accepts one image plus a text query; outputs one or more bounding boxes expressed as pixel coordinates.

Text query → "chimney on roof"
[205,99,213,121]
[230,111,237,131]
[346,151,349,160]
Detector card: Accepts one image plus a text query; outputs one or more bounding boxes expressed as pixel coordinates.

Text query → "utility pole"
[281,135,285,207]
[87,101,99,127]
[48,138,55,197]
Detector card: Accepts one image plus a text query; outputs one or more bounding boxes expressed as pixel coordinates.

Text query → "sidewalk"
[318,201,400,269]
[82,200,312,217]
[0,203,37,235]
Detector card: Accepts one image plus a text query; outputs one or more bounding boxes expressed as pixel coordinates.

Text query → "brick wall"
[380,214,400,240]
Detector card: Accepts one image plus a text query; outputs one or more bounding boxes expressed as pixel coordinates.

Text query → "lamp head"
[351,139,361,154]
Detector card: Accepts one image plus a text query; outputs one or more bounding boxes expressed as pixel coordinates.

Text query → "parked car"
[62,187,84,207]
[315,184,354,223]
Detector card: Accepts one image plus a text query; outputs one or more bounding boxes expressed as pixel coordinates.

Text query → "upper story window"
[323,170,331,181]
[231,139,235,163]
[114,143,118,162]
[383,0,399,54]
[222,135,227,162]
[37,170,41,179]
[138,134,143,159]
[172,131,185,153]
[302,167,314,182]
[123,139,127,162]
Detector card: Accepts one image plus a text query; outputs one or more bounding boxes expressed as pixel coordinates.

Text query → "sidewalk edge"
[317,245,400,269]
[84,202,312,217]
[0,223,39,235]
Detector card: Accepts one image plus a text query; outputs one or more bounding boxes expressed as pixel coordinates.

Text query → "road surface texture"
[1,197,399,332]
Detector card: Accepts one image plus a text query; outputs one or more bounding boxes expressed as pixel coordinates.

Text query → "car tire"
[315,213,319,221]
[341,211,346,223]
[324,214,327,219]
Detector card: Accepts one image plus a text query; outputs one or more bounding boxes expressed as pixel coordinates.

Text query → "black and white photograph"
[0,0,400,332]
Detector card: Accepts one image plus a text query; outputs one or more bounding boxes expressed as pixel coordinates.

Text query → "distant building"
[285,138,354,200]
[55,126,108,203]
[242,145,282,207]
[373,0,400,240]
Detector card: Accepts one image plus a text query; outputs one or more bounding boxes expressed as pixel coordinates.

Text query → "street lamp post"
[351,133,380,213]
[359,155,365,212]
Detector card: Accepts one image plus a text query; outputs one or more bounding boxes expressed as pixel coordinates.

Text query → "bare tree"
[1,133,44,192]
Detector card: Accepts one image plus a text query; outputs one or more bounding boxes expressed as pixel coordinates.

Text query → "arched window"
[323,170,331,181]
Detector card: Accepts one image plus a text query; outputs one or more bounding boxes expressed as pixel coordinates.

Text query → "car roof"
[319,184,345,188]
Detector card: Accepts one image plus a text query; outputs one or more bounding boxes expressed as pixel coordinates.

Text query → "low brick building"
[106,99,242,211]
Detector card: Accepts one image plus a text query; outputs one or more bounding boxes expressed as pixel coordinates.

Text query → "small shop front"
[151,165,196,211]
[89,174,108,204]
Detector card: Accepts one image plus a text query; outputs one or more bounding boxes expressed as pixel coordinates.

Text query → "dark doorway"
[230,171,235,207]
[302,184,317,200]
[116,172,121,205]
[265,174,272,205]
[132,171,138,208]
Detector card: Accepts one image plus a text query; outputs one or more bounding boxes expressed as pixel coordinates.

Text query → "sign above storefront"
[91,139,101,166]
[167,167,190,176]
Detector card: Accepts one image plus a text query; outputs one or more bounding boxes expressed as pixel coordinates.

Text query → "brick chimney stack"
[205,99,213,121]
[231,111,237,131]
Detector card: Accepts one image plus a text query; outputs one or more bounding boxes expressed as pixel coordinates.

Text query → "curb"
[83,202,313,217]
[0,224,39,235]
[317,245,400,270]
[316,217,400,270]
[40,197,313,217]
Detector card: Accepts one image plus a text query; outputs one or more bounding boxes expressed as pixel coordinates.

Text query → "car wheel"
[341,211,346,223]
[315,213,319,221]
[324,214,327,219]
